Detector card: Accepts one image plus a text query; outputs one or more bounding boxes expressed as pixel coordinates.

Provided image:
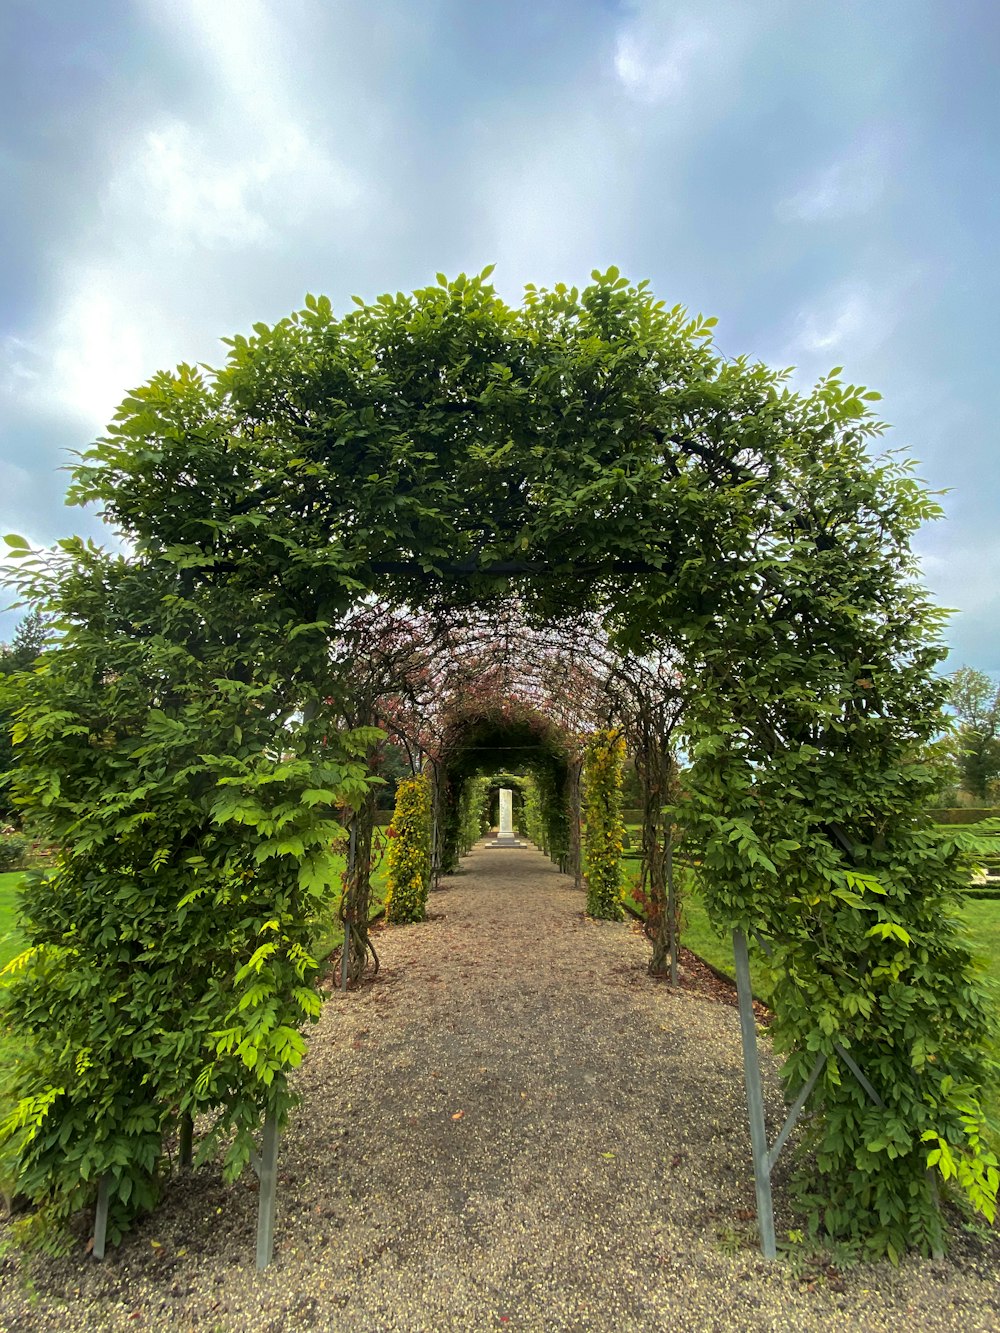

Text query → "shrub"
[384,774,432,923]
[0,833,28,872]
[582,729,626,920]
[929,808,1000,824]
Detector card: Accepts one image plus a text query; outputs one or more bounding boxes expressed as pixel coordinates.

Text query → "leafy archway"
[2,268,996,1263]
[433,704,574,876]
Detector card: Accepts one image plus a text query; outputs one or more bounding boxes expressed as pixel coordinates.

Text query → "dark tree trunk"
[567,757,583,888]
[343,786,376,984]
[638,743,680,980]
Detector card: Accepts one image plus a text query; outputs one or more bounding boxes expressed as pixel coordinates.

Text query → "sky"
[1,0,998,671]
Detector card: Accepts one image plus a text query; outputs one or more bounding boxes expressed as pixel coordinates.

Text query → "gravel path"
[2,841,999,1331]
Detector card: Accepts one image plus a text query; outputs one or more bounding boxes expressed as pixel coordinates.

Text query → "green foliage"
[671,420,1000,1255]
[371,741,414,810]
[0,608,48,821]
[583,729,626,920]
[0,546,377,1248]
[457,776,490,855]
[435,708,571,872]
[385,774,432,923]
[946,668,1000,801]
[0,834,28,872]
[0,267,993,1258]
[522,776,545,848]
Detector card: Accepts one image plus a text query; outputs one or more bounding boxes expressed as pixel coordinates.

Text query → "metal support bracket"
[734,928,883,1260]
[178,1112,194,1170]
[93,1174,110,1260]
[733,928,777,1258]
[252,1107,280,1270]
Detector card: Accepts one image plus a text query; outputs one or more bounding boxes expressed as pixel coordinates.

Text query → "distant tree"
[370,739,414,809]
[947,666,1000,801]
[0,608,47,819]
[0,608,46,673]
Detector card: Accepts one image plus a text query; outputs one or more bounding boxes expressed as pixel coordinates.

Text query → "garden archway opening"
[3,268,995,1270]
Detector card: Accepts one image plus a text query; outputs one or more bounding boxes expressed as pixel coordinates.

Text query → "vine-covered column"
[638,745,681,978]
[342,783,377,985]
[384,773,433,923]
[567,757,584,888]
[582,729,626,919]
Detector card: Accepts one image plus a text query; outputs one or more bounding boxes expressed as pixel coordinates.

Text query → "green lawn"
[960,897,1000,994]
[0,871,25,971]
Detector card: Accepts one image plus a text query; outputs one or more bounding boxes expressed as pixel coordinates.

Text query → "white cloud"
[776,270,921,384]
[47,269,150,429]
[142,0,300,128]
[1,0,380,439]
[1,271,152,433]
[614,18,711,102]
[795,288,875,354]
[118,3,366,253]
[777,136,889,222]
[479,111,636,288]
[611,1,759,106]
[0,336,43,400]
[112,117,363,253]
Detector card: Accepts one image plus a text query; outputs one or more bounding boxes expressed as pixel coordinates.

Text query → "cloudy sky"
[2,0,998,670]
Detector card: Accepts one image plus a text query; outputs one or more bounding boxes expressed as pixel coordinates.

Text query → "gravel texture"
[2,841,999,1331]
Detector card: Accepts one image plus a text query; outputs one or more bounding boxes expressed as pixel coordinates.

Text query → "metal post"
[255,1108,280,1271]
[178,1112,193,1170]
[430,761,441,887]
[666,835,678,987]
[342,818,357,993]
[93,1175,110,1260]
[733,928,776,1260]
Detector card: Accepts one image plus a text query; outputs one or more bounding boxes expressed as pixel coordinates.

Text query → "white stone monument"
[492,786,522,847]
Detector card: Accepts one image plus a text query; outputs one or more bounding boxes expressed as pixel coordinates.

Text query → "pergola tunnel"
[1,270,996,1272]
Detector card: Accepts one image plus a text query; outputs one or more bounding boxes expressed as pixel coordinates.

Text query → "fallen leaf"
[451,1110,465,1121]
[601,1151,616,1159]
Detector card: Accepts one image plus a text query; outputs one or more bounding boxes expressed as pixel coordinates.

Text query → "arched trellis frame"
[2,268,997,1267]
[433,705,575,878]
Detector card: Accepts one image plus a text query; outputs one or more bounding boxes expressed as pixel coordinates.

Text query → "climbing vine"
[384,774,432,924]
[582,729,626,920]
[457,776,490,855]
[0,552,375,1249]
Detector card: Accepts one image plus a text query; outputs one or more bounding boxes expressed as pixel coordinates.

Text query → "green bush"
[929,808,1000,825]
[582,729,625,920]
[0,834,28,872]
[385,774,432,923]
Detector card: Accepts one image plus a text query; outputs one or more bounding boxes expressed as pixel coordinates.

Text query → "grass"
[960,897,1000,994]
[0,871,26,971]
